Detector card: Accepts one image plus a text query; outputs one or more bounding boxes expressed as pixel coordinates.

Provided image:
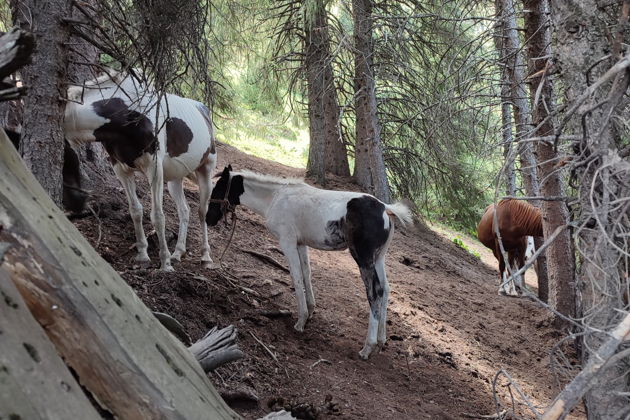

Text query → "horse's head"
[206,165,244,226]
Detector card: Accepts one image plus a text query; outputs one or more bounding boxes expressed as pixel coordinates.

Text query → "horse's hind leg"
[376,219,395,347]
[297,245,315,318]
[279,239,309,332]
[196,165,213,266]
[167,178,189,262]
[113,163,149,264]
[494,242,509,295]
[375,258,390,347]
[357,264,382,360]
[146,157,173,271]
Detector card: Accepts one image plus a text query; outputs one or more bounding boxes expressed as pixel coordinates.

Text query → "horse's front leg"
[113,164,149,264]
[297,245,315,318]
[195,165,214,267]
[146,158,173,271]
[280,239,309,331]
[167,179,189,262]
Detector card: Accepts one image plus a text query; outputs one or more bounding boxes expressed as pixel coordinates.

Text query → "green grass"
[215,65,310,169]
[452,236,481,259]
[216,110,309,169]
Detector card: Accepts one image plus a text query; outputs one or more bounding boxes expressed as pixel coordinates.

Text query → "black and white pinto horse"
[207,166,413,359]
[64,70,217,271]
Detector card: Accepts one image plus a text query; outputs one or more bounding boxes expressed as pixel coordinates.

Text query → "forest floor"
[73,142,584,420]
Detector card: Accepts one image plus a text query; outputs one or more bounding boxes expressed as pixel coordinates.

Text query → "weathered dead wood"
[243,248,290,273]
[153,311,193,346]
[0,128,240,419]
[0,269,101,420]
[542,312,630,420]
[189,325,245,373]
[0,27,34,81]
[258,410,297,420]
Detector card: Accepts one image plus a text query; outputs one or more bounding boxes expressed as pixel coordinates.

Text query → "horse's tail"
[385,201,413,227]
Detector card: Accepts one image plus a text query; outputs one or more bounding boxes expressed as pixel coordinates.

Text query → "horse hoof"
[293,321,306,332]
[135,254,150,263]
[161,264,175,272]
[172,250,185,262]
[359,345,374,360]
[203,261,220,270]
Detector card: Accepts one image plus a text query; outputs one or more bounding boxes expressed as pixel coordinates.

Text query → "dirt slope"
[73,143,581,419]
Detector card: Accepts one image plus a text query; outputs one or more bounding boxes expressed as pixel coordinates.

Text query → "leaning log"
[0,27,34,101]
[0,127,240,419]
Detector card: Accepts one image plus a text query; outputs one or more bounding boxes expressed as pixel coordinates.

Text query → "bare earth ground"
[73,143,583,419]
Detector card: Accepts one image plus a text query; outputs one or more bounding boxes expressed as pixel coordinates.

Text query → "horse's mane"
[236,170,304,186]
[498,199,543,236]
[67,68,150,102]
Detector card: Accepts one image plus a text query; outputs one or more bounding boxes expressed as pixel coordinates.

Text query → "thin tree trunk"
[493,2,516,196]
[11,0,72,207]
[523,0,574,312]
[324,87,350,177]
[305,0,327,186]
[497,0,550,299]
[498,0,540,198]
[353,0,391,202]
[551,0,630,417]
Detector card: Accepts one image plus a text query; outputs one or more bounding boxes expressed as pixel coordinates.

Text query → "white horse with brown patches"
[64,70,217,271]
[207,166,412,359]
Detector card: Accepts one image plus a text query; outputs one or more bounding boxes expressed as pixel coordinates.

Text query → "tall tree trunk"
[305,0,327,186]
[493,1,516,196]
[324,93,350,177]
[499,0,539,198]
[551,0,630,417]
[353,0,391,203]
[523,0,574,313]
[305,0,349,185]
[497,0,550,299]
[11,0,73,207]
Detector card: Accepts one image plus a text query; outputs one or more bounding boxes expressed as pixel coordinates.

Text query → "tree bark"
[496,0,550,299]
[551,0,630,417]
[353,0,391,203]
[492,4,516,196]
[498,0,539,199]
[0,27,34,102]
[523,0,574,313]
[11,0,73,207]
[305,0,350,185]
[0,128,240,419]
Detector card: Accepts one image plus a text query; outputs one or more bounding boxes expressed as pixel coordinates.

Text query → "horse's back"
[161,95,215,179]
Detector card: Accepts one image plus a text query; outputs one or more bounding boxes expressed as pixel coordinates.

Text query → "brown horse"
[477,199,542,295]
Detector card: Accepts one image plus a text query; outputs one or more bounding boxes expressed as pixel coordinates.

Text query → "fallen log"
[0,128,240,419]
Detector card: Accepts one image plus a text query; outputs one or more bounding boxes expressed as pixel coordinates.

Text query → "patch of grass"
[215,65,310,169]
[452,236,481,259]
[216,110,309,168]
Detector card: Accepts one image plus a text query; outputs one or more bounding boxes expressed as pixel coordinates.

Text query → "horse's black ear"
[227,164,233,171]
